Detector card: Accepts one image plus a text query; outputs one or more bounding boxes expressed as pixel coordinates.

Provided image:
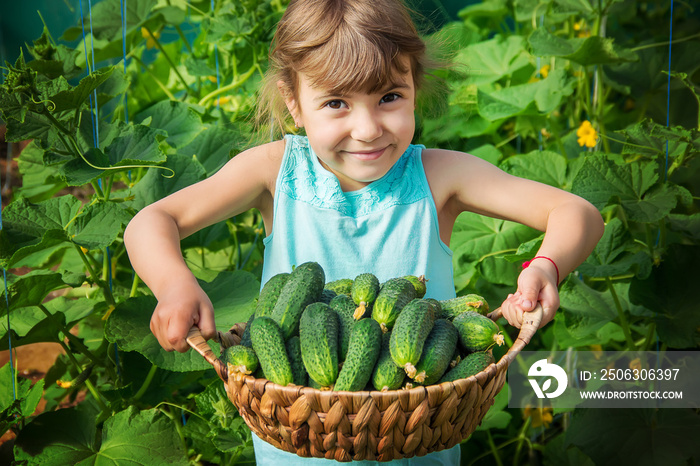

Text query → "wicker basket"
[187,304,543,462]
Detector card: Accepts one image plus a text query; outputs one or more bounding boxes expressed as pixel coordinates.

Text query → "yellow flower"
[523,405,553,428]
[629,358,642,372]
[590,344,603,360]
[573,19,585,31]
[577,30,591,38]
[577,120,598,148]
[141,27,160,49]
[539,64,550,79]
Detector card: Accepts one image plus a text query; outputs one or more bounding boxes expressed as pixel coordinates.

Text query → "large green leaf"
[578,218,652,279]
[499,150,568,188]
[0,196,130,267]
[13,406,188,465]
[553,278,624,347]
[0,270,82,315]
[44,67,115,113]
[450,212,540,286]
[453,35,530,86]
[477,69,575,121]
[134,100,205,149]
[178,124,245,176]
[105,271,258,371]
[129,152,208,211]
[563,409,700,466]
[629,244,700,349]
[1,364,45,436]
[571,154,680,223]
[529,28,638,66]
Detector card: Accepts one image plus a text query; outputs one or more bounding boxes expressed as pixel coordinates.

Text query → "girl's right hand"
[150,281,216,352]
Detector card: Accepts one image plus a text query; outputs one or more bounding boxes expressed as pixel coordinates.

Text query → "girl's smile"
[283,68,416,191]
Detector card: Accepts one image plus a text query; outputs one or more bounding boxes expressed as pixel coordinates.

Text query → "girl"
[123,0,604,464]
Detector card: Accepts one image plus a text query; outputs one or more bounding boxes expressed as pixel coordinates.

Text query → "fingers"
[197,302,217,341]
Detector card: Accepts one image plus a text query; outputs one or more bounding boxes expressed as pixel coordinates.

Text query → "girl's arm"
[426,149,604,329]
[124,140,282,352]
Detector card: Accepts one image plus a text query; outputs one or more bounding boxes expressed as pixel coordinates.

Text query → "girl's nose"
[350,109,383,142]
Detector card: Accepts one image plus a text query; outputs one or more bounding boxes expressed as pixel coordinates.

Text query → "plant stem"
[133,364,158,401]
[130,272,141,298]
[486,429,504,466]
[159,406,188,455]
[198,65,257,107]
[605,277,636,349]
[131,54,177,100]
[58,339,109,412]
[143,26,190,93]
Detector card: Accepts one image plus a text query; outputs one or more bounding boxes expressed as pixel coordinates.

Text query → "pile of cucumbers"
[222,262,505,391]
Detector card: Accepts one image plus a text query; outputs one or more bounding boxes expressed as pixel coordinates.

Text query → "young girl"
[124,0,604,464]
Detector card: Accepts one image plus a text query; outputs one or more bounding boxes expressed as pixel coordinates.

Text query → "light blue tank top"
[254,135,460,465]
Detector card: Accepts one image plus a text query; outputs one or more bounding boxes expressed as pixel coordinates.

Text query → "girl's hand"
[150,280,216,352]
[500,260,560,329]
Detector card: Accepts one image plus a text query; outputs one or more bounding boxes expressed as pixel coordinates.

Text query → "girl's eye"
[325,100,346,109]
[381,93,401,104]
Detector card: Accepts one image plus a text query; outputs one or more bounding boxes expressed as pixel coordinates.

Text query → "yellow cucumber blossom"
[577,120,598,148]
[523,405,553,428]
[539,64,550,78]
[141,27,160,49]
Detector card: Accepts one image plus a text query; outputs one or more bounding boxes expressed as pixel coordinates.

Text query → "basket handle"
[489,302,544,368]
[186,327,229,382]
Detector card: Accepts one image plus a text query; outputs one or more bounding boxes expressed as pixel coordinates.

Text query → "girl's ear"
[277,80,302,127]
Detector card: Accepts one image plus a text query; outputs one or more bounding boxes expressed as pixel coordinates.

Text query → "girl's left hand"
[500,260,560,329]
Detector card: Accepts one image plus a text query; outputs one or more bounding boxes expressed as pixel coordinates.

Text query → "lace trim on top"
[277,135,427,218]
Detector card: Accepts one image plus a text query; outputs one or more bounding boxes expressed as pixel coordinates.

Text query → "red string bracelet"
[522,256,560,284]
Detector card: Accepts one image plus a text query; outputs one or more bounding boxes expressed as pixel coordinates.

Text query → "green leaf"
[1,363,45,421]
[0,271,68,314]
[552,0,594,15]
[134,100,204,149]
[629,244,700,349]
[129,152,208,211]
[529,28,638,66]
[571,154,679,223]
[451,212,541,286]
[47,67,115,113]
[500,150,568,187]
[0,196,130,267]
[564,409,700,466]
[105,271,258,371]
[578,218,652,279]
[454,35,530,86]
[13,406,189,465]
[16,142,67,201]
[554,278,623,347]
[178,124,245,175]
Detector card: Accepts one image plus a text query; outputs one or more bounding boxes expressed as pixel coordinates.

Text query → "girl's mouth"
[346,147,386,161]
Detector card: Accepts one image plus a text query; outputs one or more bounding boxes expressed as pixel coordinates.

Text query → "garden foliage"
[1,0,699,464]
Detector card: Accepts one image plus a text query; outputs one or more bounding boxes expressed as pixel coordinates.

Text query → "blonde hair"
[256,0,446,138]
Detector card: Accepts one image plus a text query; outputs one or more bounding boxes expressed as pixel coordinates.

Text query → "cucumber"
[286,336,308,386]
[351,273,380,320]
[389,299,437,379]
[329,294,357,362]
[319,288,337,304]
[412,319,459,385]
[299,302,339,388]
[453,311,504,352]
[371,332,405,391]
[256,273,290,317]
[239,313,255,347]
[333,318,382,392]
[401,275,427,298]
[439,351,495,383]
[271,262,325,340]
[223,345,259,380]
[439,294,489,320]
[249,316,294,386]
[324,278,353,296]
[371,277,417,333]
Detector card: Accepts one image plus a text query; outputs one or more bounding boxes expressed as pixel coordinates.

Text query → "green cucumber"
[351,273,380,320]
[286,336,308,386]
[371,332,405,391]
[222,345,259,379]
[439,294,489,320]
[412,319,459,385]
[239,312,255,348]
[249,316,294,386]
[299,302,339,387]
[324,278,353,296]
[389,299,437,379]
[333,318,382,391]
[401,275,427,298]
[453,311,504,352]
[319,288,337,304]
[329,294,357,362]
[371,277,417,333]
[271,262,325,340]
[256,273,290,317]
[439,351,495,382]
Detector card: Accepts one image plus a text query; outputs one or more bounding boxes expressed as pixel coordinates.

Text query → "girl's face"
[284,68,416,192]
